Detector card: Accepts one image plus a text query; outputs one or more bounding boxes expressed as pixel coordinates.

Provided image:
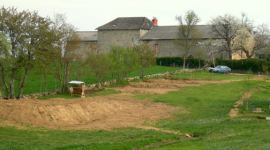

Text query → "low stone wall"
[24,71,178,99]
[23,91,59,99]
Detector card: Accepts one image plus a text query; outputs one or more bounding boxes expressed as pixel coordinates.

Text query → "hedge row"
[216,59,270,73]
[156,57,270,73]
[156,57,205,68]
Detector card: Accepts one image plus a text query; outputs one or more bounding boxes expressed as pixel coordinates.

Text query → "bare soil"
[116,79,233,94]
[0,79,232,130]
[0,93,179,130]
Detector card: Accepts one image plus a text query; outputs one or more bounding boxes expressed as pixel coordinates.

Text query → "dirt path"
[228,89,255,118]
[133,126,192,150]
[135,125,192,138]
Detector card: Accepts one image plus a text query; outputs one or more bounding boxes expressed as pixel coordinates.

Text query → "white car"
[208,65,231,73]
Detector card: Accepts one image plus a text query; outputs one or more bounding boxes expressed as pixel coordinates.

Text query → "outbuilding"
[68,81,86,98]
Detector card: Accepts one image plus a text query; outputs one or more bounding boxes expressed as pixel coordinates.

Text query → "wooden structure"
[68,81,86,98]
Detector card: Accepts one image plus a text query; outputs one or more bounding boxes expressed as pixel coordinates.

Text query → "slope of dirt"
[0,94,179,130]
[0,79,234,130]
[116,79,234,94]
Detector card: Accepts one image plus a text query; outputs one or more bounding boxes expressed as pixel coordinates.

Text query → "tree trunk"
[140,68,145,79]
[44,73,48,92]
[227,40,232,60]
[17,68,28,99]
[9,79,15,99]
[183,57,186,69]
[0,65,9,97]
[245,50,253,58]
[62,62,70,93]
[246,54,252,58]
[9,46,16,99]
[212,56,216,67]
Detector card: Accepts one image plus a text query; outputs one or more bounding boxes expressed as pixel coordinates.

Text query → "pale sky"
[1,0,270,31]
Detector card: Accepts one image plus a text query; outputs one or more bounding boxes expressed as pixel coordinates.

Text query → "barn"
[73,17,229,59]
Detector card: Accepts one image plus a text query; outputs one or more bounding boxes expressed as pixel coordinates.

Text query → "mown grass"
[40,70,256,100]
[0,128,179,150]
[140,80,270,149]
[1,73,270,149]
[240,83,270,116]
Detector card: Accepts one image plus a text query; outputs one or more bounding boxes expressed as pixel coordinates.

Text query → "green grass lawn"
[0,127,180,150]
[240,83,270,117]
[37,69,257,100]
[1,72,270,149]
[23,65,180,94]
[23,65,264,95]
[145,81,270,149]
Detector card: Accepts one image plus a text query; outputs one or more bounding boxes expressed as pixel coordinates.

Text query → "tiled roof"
[97,17,153,30]
[142,25,222,40]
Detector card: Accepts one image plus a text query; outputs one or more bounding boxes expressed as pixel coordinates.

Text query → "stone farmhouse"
[73,17,228,59]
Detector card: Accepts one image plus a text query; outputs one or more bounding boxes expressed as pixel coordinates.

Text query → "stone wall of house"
[145,39,229,59]
[97,30,141,52]
[75,41,97,60]
[145,40,208,58]
[139,29,150,38]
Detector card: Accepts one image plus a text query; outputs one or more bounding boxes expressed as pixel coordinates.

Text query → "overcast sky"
[1,0,270,31]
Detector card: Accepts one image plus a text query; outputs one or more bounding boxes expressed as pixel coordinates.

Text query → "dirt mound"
[116,79,231,94]
[0,79,231,130]
[0,95,178,130]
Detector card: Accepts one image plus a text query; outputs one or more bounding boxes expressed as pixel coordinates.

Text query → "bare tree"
[52,14,80,93]
[241,13,254,30]
[232,27,255,58]
[198,39,225,66]
[133,44,155,79]
[211,14,241,59]
[176,10,201,69]
[254,24,270,51]
[232,23,269,58]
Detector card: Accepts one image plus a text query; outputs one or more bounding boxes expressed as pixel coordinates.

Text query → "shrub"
[157,57,270,73]
[133,44,156,79]
[109,46,139,82]
[216,59,270,73]
[156,57,205,68]
[83,53,112,84]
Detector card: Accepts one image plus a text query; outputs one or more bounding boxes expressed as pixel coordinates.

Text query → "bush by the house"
[216,59,270,73]
[156,57,205,68]
[157,57,270,73]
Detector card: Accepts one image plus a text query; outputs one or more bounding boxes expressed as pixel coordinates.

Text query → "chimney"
[152,17,158,27]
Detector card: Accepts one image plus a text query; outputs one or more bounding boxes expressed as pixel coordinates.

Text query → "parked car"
[207,65,231,73]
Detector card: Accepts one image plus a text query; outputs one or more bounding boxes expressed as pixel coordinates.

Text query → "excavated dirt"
[0,79,233,130]
[0,94,179,130]
[116,79,234,94]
